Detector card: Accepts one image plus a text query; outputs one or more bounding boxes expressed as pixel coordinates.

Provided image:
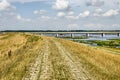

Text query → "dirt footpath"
[22,38,93,80]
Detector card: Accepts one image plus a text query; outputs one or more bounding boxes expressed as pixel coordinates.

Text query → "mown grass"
[57,38,120,80]
[0,33,43,80]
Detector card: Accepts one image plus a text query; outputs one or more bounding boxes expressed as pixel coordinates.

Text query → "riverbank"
[70,38,120,55]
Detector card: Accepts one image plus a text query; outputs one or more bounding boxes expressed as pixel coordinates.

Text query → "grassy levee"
[0,33,43,80]
[57,38,120,80]
[0,33,120,80]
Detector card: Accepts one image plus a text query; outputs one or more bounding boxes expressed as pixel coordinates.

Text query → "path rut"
[52,39,93,80]
[22,38,93,80]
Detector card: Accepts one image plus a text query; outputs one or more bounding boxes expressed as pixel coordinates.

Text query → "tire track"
[53,39,93,80]
[49,39,73,80]
[22,49,43,80]
[38,39,53,80]
[22,38,93,80]
[22,39,52,80]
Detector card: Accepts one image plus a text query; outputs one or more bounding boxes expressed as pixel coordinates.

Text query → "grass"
[76,39,120,47]
[72,38,120,55]
[48,39,72,79]
[0,33,120,80]
[0,33,15,40]
[0,33,43,80]
[57,38,120,80]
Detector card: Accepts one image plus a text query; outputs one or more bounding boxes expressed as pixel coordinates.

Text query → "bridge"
[35,32,120,38]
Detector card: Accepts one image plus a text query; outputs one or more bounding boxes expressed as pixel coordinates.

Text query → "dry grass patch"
[0,33,43,80]
[57,38,120,80]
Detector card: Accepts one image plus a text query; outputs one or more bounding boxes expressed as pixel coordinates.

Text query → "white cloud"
[52,0,69,10]
[79,10,90,17]
[41,16,50,19]
[102,9,119,17]
[16,14,31,22]
[84,23,120,29]
[57,11,79,19]
[57,12,66,17]
[68,11,74,15]
[0,0,15,11]
[93,9,120,17]
[95,8,103,13]
[33,10,47,15]
[65,15,79,20]
[93,8,103,16]
[57,10,90,19]
[86,0,104,7]
[16,15,22,20]
[0,0,49,3]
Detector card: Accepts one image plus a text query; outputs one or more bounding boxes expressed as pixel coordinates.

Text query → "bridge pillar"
[86,33,90,37]
[56,34,59,37]
[71,34,74,38]
[101,33,105,37]
[117,33,120,37]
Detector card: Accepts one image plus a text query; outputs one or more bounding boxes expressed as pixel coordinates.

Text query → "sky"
[0,0,120,30]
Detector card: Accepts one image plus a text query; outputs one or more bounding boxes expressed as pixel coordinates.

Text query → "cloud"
[86,0,104,7]
[0,0,120,30]
[16,14,31,22]
[41,16,50,19]
[57,10,90,19]
[79,10,90,17]
[52,0,70,10]
[57,12,66,17]
[65,15,79,20]
[0,0,16,11]
[93,8,103,16]
[0,0,50,3]
[84,23,120,30]
[68,11,74,15]
[93,9,120,17]
[33,10,47,15]
[57,11,79,19]
[102,9,119,17]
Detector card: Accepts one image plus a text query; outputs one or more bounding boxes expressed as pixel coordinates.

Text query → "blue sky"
[0,0,120,30]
